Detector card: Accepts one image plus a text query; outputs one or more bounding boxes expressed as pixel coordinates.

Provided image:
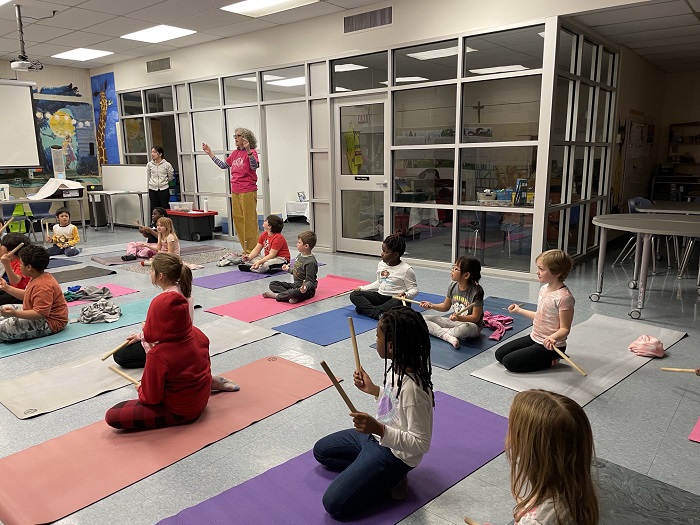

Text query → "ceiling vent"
[146,57,171,73]
[344,6,392,33]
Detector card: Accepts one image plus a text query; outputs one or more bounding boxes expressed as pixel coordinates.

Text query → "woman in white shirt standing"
[147,146,174,213]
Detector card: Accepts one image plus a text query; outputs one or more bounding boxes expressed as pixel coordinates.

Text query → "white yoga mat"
[470,314,687,406]
[0,317,277,419]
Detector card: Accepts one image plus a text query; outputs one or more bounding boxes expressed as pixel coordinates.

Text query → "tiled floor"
[1,223,699,525]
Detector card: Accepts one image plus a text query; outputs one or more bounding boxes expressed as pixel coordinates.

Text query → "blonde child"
[350,234,418,320]
[0,233,32,305]
[0,245,68,341]
[47,207,80,256]
[314,307,434,519]
[239,214,290,273]
[106,253,238,430]
[494,389,598,525]
[495,250,575,373]
[137,217,180,266]
[122,207,167,261]
[263,230,318,303]
[420,256,484,348]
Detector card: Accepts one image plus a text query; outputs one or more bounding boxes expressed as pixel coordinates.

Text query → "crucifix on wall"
[472,100,484,123]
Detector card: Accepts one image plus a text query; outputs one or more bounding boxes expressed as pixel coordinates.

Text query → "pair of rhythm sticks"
[319,317,362,414]
[102,340,140,385]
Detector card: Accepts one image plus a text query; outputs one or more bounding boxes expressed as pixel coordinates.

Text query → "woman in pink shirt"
[495,250,575,373]
[202,128,259,254]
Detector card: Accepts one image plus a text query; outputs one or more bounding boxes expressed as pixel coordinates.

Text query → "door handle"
[376,181,388,187]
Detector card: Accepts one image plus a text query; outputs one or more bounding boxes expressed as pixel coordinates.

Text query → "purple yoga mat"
[159,392,507,524]
[192,269,272,289]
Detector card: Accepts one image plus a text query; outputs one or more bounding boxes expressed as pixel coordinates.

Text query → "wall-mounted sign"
[354,176,369,181]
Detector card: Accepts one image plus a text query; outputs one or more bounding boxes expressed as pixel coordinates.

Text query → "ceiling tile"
[38,0,88,6]
[206,19,277,38]
[589,14,698,36]
[625,34,700,49]
[43,7,118,31]
[78,0,165,16]
[635,46,700,59]
[174,11,251,32]
[259,1,343,25]
[120,43,178,57]
[0,1,68,22]
[45,30,112,48]
[688,0,700,10]
[0,36,18,55]
[24,42,75,57]
[0,19,20,37]
[575,0,691,27]
[182,0,238,7]
[90,37,150,53]
[613,24,700,44]
[127,1,211,26]
[82,18,154,38]
[323,0,381,8]
[11,24,74,44]
[164,32,224,48]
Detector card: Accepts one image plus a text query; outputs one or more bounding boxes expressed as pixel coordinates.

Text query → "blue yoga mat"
[158,392,507,525]
[47,258,82,269]
[0,300,150,359]
[369,296,536,370]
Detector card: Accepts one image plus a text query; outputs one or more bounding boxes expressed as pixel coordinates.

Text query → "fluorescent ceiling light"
[538,32,546,38]
[396,76,429,82]
[266,76,306,87]
[239,74,284,82]
[221,0,318,18]
[406,47,457,60]
[52,48,113,61]
[334,63,368,72]
[121,25,196,44]
[335,87,352,92]
[469,65,528,75]
[0,0,12,6]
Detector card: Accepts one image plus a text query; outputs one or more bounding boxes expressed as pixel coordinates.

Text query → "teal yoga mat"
[0,300,150,359]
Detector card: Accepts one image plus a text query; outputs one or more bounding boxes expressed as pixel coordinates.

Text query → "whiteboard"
[102,164,148,225]
[0,80,40,168]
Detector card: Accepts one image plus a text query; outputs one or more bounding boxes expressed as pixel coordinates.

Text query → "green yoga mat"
[0,300,150,359]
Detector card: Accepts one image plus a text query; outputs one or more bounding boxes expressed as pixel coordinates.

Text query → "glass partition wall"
[116,17,616,275]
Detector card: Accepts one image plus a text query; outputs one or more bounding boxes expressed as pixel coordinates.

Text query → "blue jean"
[313,429,412,519]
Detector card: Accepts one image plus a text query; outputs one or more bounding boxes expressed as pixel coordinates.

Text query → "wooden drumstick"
[661,367,697,373]
[464,517,481,525]
[0,217,13,234]
[552,346,587,376]
[320,360,357,413]
[7,242,24,257]
[101,339,131,361]
[334,290,353,298]
[392,296,421,305]
[348,318,361,374]
[45,220,51,241]
[108,365,140,385]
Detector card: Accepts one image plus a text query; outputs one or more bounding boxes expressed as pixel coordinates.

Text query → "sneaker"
[389,476,408,501]
[217,253,243,267]
[121,254,137,261]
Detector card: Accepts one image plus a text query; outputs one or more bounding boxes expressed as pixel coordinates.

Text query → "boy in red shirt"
[239,214,290,273]
[0,244,68,341]
[0,233,32,305]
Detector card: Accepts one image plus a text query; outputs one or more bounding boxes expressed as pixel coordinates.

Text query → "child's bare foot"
[262,291,277,299]
[288,298,298,304]
[211,376,240,392]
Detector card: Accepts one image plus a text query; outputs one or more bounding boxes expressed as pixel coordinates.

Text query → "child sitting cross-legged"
[122,207,167,261]
[263,230,318,304]
[47,207,81,256]
[135,217,180,266]
[0,233,32,305]
[238,214,290,273]
[0,244,68,342]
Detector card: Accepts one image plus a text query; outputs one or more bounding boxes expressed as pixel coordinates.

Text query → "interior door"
[335,96,388,254]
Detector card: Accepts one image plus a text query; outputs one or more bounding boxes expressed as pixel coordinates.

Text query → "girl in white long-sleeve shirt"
[313,307,434,519]
[350,233,418,320]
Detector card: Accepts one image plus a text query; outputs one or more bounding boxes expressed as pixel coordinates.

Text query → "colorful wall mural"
[90,72,119,166]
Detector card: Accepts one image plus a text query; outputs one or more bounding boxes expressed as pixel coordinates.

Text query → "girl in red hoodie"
[106,253,235,430]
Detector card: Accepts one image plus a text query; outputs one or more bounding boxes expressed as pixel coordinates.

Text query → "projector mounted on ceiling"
[11,4,45,72]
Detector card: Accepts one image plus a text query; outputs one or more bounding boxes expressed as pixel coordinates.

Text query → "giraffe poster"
[90,72,119,165]
[34,99,98,177]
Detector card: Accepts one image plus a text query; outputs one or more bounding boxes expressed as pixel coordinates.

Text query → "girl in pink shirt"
[495,250,575,373]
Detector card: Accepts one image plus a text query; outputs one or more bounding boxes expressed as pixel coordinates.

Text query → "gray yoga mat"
[471,313,687,406]
[0,316,278,419]
[91,244,222,266]
[49,265,116,283]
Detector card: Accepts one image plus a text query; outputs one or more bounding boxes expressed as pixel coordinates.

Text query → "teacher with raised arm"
[202,128,259,255]
[147,146,175,213]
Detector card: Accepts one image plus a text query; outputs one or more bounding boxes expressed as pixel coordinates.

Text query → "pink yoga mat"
[205,274,369,322]
[66,283,139,307]
[690,417,700,443]
[0,357,333,525]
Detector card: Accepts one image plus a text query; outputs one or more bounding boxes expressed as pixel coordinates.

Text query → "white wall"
[91,0,648,91]
[0,62,91,99]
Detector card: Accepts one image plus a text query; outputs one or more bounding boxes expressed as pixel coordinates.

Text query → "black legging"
[113,341,146,369]
[494,334,566,373]
[349,290,404,320]
[149,188,170,213]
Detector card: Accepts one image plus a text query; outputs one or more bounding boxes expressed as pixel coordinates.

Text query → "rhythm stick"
[464,517,481,525]
[0,217,13,235]
[661,367,697,373]
[392,296,420,305]
[552,347,587,376]
[7,242,25,257]
[334,290,353,298]
[101,339,131,361]
[348,318,361,374]
[108,365,140,385]
[45,221,51,241]
[320,360,357,413]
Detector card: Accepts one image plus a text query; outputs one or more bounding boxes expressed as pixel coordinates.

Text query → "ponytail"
[151,252,192,298]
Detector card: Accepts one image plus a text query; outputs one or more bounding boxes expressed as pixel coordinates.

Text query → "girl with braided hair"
[350,234,418,320]
[313,306,434,519]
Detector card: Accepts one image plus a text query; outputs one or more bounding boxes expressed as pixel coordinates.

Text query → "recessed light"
[266,76,306,87]
[395,76,429,82]
[468,65,528,75]
[406,47,459,60]
[221,0,319,18]
[51,48,113,61]
[335,87,352,92]
[121,25,196,44]
[239,75,284,82]
[334,63,368,72]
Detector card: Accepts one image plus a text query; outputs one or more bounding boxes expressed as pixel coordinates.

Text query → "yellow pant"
[231,191,259,253]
